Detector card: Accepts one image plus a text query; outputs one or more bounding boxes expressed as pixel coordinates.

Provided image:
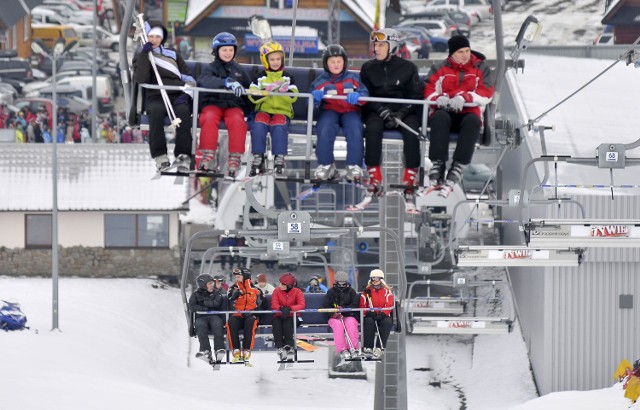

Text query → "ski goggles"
[335,281,349,288]
[370,31,400,42]
[370,277,382,282]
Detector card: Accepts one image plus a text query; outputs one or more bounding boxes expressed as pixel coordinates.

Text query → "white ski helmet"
[370,28,400,57]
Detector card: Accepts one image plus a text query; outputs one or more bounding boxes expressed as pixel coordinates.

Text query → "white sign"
[287,223,301,234]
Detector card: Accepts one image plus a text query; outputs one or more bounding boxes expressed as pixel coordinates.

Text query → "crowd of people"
[133,20,494,205]
[0,105,140,144]
[188,266,395,365]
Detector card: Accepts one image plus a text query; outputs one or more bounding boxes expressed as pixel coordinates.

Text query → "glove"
[311,89,325,104]
[332,313,343,320]
[377,106,393,121]
[230,289,241,300]
[449,95,466,112]
[225,78,245,97]
[280,306,292,317]
[174,94,190,106]
[365,310,375,319]
[394,105,413,120]
[346,92,360,105]
[279,78,290,92]
[264,81,282,92]
[141,42,153,53]
[436,95,450,109]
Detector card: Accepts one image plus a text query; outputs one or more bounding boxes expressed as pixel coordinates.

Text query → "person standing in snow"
[324,270,360,361]
[359,269,394,359]
[423,34,494,198]
[188,273,226,362]
[271,272,306,360]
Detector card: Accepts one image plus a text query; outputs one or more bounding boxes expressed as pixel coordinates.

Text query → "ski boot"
[362,347,374,359]
[154,154,170,171]
[198,149,217,172]
[277,346,290,361]
[366,166,384,197]
[423,159,446,195]
[231,349,243,363]
[249,153,265,177]
[226,152,242,179]
[372,347,384,359]
[345,164,363,184]
[242,349,252,361]
[314,163,337,181]
[195,350,212,363]
[274,155,286,175]
[215,349,226,363]
[438,161,466,198]
[172,154,191,173]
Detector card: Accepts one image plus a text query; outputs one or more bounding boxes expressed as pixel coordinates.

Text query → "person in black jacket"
[196,32,251,178]
[188,273,226,362]
[324,271,361,360]
[360,28,425,206]
[133,22,196,172]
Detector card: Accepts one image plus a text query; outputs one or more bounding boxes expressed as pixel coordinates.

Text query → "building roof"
[0,0,43,30]
[0,144,189,212]
[602,0,640,25]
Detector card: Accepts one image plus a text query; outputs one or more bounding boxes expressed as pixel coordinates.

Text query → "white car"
[71,25,120,51]
[425,0,493,23]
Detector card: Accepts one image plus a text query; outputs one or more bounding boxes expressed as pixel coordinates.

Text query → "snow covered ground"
[0,278,634,409]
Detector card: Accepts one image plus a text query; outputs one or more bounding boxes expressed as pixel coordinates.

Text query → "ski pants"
[250,112,289,155]
[198,105,247,154]
[272,316,295,349]
[147,96,192,159]
[363,111,421,169]
[328,316,360,352]
[428,110,481,165]
[194,314,225,352]
[226,314,258,351]
[315,110,364,166]
[362,314,393,349]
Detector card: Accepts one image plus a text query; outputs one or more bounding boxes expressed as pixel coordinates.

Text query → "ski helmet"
[211,32,238,58]
[259,41,285,70]
[279,272,296,289]
[196,273,215,290]
[322,44,348,73]
[232,266,252,283]
[370,28,400,57]
[370,269,385,279]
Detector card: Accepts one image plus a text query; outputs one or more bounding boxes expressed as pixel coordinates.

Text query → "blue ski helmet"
[212,32,238,58]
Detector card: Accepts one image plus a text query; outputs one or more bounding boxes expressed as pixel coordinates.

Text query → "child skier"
[358,269,394,359]
[323,270,360,362]
[248,41,299,176]
[197,32,251,178]
[310,44,368,183]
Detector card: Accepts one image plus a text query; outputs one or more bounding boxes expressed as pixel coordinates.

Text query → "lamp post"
[31,38,76,331]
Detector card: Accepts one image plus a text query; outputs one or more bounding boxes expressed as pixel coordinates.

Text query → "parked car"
[55,75,114,114]
[395,25,447,53]
[37,85,92,113]
[394,26,432,58]
[71,25,120,51]
[0,53,34,82]
[401,11,471,37]
[32,24,80,50]
[397,18,452,38]
[425,0,493,23]
[31,7,69,25]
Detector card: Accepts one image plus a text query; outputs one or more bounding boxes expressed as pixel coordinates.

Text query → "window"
[23,16,29,41]
[26,214,52,248]
[105,214,169,248]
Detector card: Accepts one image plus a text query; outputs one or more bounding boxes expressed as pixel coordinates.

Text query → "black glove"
[365,310,375,319]
[394,105,414,120]
[280,306,292,317]
[384,116,398,129]
[142,42,153,53]
[230,289,240,300]
[377,106,393,121]
[175,94,190,106]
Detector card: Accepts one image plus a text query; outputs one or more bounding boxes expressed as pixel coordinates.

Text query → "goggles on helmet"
[370,31,399,42]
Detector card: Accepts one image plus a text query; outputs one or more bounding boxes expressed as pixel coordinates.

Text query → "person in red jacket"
[271,272,306,361]
[423,35,495,198]
[359,269,394,359]
[226,267,267,363]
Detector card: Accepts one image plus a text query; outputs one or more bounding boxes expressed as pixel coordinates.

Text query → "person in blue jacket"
[310,44,369,183]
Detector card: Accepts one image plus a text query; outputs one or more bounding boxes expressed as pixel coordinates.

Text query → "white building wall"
[0,213,25,248]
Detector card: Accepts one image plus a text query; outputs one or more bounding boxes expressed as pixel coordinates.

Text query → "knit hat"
[279,272,296,288]
[370,269,385,279]
[448,35,470,56]
[334,271,349,283]
[257,273,267,283]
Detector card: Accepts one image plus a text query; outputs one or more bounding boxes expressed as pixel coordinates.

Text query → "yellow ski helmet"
[259,41,285,70]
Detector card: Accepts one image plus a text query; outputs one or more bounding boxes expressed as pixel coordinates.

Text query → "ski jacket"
[359,286,394,317]
[424,51,494,122]
[271,287,306,319]
[197,59,251,111]
[248,69,298,118]
[133,46,196,100]
[324,285,359,318]
[228,279,266,317]
[188,287,224,313]
[310,70,369,114]
[359,55,424,116]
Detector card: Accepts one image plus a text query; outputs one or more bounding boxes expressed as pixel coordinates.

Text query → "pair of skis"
[196,349,227,371]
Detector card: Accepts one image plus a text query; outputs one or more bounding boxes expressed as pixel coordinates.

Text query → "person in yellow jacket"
[226,267,267,363]
[248,41,298,176]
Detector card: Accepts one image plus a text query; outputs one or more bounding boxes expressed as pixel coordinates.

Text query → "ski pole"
[393,116,428,140]
[135,14,180,129]
[339,315,356,352]
[367,294,384,350]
